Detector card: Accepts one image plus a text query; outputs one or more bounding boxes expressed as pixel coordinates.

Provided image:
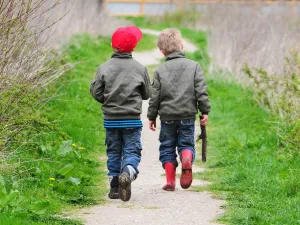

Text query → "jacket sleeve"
[194,63,211,114]
[147,70,161,120]
[140,68,152,100]
[90,67,105,104]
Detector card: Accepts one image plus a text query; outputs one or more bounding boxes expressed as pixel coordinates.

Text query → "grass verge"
[194,78,300,225]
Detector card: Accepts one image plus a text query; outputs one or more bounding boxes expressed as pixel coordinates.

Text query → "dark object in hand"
[196,116,207,162]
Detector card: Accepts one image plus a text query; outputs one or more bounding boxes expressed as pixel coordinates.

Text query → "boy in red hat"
[148,28,210,191]
[90,26,151,201]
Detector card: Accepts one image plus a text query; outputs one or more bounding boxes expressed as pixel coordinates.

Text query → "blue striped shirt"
[104,119,143,128]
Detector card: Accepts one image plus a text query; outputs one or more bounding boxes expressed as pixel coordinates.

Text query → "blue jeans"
[105,127,142,177]
[159,119,195,167]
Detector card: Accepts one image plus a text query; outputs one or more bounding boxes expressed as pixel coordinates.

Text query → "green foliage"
[135,33,157,52]
[243,53,300,120]
[0,213,82,225]
[125,16,167,30]
[0,83,61,152]
[126,9,200,29]
[180,28,210,70]
[153,9,201,27]
[243,50,299,154]
[280,120,300,151]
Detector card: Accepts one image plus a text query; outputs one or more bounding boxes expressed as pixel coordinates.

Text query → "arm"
[194,63,211,117]
[147,70,161,121]
[140,68,152,100]
[90,67,105,104]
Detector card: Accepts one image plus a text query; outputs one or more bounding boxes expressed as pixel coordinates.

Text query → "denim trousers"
[159,119,195,167]
[105,127,142,177]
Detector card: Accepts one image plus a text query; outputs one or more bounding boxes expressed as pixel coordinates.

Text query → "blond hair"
[157,28,183,55]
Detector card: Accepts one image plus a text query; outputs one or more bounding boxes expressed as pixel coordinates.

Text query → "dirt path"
[79,29,224,225]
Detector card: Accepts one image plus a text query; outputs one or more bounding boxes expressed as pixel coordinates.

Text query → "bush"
[243,50,299,152]
[0,0,64,153]
[243,50,300,120]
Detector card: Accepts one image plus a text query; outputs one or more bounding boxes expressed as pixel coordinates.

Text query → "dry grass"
[195,5,300,118]
[0,0,64,88]
[198,5,300,77]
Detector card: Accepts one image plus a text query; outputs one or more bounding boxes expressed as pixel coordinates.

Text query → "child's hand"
[149,120,156,131]
[200,115,208,126]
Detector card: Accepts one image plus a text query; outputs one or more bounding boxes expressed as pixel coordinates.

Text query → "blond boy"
[147,28,210,191]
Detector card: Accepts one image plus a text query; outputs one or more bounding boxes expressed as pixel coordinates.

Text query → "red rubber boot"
[163,162,176,191]
[180,150,193,189]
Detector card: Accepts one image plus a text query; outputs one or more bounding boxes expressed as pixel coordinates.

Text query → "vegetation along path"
[79,29,224,225]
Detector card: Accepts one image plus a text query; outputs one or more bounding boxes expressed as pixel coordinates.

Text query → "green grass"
[194,78,300,225]
[36,34,115,221]
[0,214,82,225]
[125,16,168,30]
[135,33,157,52]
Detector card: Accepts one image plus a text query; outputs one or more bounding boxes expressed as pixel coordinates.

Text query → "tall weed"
[0,0,64,153]
[243,50,300,120]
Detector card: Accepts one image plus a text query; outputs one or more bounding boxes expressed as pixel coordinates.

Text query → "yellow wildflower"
[72,143,76,147]
[79,147,85,150]
[49,178,55,181]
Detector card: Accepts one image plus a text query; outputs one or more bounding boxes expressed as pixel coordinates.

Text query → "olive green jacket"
[147,52,210,121]
[90,52,152,120]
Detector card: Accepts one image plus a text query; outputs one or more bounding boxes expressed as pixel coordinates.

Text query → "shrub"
[243,50,300,120]
[0,0,64,154]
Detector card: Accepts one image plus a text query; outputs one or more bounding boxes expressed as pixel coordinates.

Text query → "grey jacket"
[147,52,211,121]
[90,52,152,120]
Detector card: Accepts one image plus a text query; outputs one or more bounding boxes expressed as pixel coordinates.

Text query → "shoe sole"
[163,184,175,191]
[108,192,119,199]
[119,172,131,202]
[180,157,193,189]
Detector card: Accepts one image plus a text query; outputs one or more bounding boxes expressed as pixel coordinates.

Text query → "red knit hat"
[112,26,143,52]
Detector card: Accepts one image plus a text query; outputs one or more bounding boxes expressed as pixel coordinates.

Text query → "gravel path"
[79,29,224,225]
